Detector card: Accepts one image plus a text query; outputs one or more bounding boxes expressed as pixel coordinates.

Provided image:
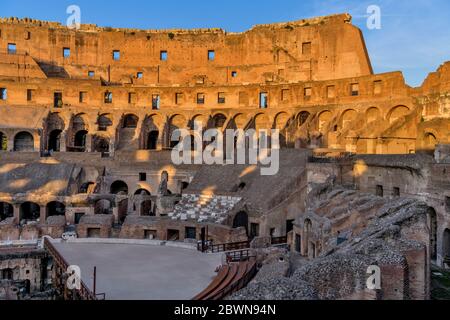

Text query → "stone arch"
[190,114,207,130]
[97,113,113,131]
[423,132,438,151]
[229,113,249,130]
[140,200,153,216]
[274,112,289,130]
[0,202,13,221]
[0,131,7,151]
[318,111,332,133]
[142,114,162,150]
[210,113,227,129]
[168,114,188,148]
[46,201,66,218]
[134,188,151,196]
[366,107,381,124]
[232,211,249,236]
[19,202,40,222]
[70,114,89,152]
[45,112,65,152]
[428,207,438,262]
[122,114,139,129]
[14,131,34,152]
[92,135,110,153]
[110,180,129,195]
[297,111,311,127]
[94,199,113,215]
[340,109,358,129]
[253,113,270,131]
[387,105,410,124]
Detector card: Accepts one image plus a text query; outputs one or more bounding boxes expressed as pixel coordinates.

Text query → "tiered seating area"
[168,194,242,223]
[193,259,257,300]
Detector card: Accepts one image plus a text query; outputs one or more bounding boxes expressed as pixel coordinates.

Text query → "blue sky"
[2,0,450,86]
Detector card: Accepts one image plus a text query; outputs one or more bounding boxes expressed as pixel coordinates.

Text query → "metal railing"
[43,238,97,300]
[198,240,250,253]
[224,249,256,263]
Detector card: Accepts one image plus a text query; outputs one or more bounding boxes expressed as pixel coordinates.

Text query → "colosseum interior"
[0,13,450,301]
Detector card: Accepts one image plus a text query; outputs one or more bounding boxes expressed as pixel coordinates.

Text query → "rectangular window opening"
[139,173,147,182]
[351,83,359,96]
[259,92,268,109]
[53,92,62,108]
[208,50,215,61]
[160,50,168,61]
[152,94,160,110]
[218,92,226,104]
[0,88,7,101]
[63,47,71,58]
[27,89,34,102]
[197,93,205,105]
[7,43,16,55]
[79,91,87,103]
[137,72,143,79]
[88,71,95,77]
[113,50,120,61]
[104,92,113,104]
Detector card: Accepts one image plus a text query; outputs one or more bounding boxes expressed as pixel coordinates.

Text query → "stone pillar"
[85,134,92,152]
[7,136,14,152]
[60,131,67,152]
[13,204,20,224]
[40,206,46,224]
[112,206,119,224]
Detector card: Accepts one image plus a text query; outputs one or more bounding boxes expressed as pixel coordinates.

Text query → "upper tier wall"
[0,14,373,85]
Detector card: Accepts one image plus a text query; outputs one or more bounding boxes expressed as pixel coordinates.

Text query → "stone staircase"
[168,194,242,224]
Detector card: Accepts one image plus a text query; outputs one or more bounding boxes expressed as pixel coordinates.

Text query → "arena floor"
[52,242,222,300]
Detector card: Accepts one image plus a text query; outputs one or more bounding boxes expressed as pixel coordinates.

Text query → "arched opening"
[147,131,159,150]
[318,111,332,133]
[169,115,187,149]
[123,114,138,128]
[341,109,357,129]
[19,202,40,222]
[1,268,13,280]
[388,106,410,124]
[97,114,112,131]
[0,202,13,221]
[134,189,150,196]
[14,132,34,152]
[297,112,310,127]
[46,201,66,218]
[428,208,438,262]
[140,200,153,216]
[232,211,249,235]
[48,129,62,152]
[212,114,227,129]
[366,107,381,124]
[74,130,88,151]
[94,199,112,215]
[92,136,109,153]
[0,132,7,151]
[424,132,437,151]
[110,180,129,195]
[79,182,95,194]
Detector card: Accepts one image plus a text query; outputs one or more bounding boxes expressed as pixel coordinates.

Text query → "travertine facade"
[0,13,450,300]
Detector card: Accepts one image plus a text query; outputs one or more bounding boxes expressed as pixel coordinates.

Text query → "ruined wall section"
[0,14,372,85]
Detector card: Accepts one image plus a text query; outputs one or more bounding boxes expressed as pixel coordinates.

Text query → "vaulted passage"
[48,129,62,152]
[14,132,34,151]
[232,211,248,235]
[46,201,66,218]
[147,130,159,150]
[20,202,40,222]
[110,180,129,195]
[0,202,13,221]
[74,130,88,151]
